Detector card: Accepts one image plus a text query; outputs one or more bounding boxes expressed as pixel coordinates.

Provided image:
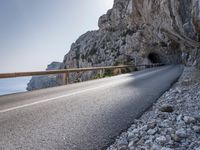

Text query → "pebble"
[195,147,200,150]
[128,140,135,147]
[175,87,182,93]
[161,147,173,150]
[183,116,196,124]
[127,132,135,141]
[137,138,145,145]
[152,144,162,150]
[155,136,167,145]
[176,114,183,122]
[192,126,200,133]
[159,104,174,113]
[147,128,157,135]
[117,139,128,148]
[147,120,157,129]
[172,134,182,142]
[194,115,200,122]
[176,128,187,138]
[118,145,128,150]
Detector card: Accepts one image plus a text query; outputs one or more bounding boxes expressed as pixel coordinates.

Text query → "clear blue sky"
[0,0,113,73]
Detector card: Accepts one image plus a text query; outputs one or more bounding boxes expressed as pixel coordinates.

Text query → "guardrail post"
[63,72,69,85]
[77,72,82,82]
[99,69,103,77]
[119,68,122,74]
[100,69,105,77]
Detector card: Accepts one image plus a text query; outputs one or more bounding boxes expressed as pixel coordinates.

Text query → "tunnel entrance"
[148,52,161,64]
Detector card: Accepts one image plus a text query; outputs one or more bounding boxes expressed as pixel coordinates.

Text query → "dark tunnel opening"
[148,52,162,64]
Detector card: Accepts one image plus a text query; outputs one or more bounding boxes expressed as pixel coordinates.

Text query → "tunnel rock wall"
[60,0,200,81]
[97,0,200,66]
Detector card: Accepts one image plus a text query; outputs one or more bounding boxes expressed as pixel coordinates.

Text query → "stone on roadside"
[161,147,173,150]
[172,134,182,142]
[194,115,200,122]
[127,132,139,141]
[128,140,136,148]
[175,87,182,93]
[147,128,157,135]
[175,128,187,138]
[195,146,200,150]
[147,120,157,129]
[152,144,162,150]
[118,145,128,150]
[183,116,196,124]
[117,138,128,149]
[155,136,167,145]
[137,138,145,145]
[192,126,200,133]
[159,104,174,113]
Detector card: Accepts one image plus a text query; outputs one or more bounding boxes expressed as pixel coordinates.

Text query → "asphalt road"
[0,65,183,150]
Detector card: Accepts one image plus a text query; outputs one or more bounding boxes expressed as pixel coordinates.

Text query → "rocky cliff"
[27,62,62,91]
[27,0,200,90]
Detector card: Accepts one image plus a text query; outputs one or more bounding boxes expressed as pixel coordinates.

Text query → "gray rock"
[172,134,182,142]
[176,128,187,138]
[147,128,157,135]
[129,147,136,150]
[152,143,162,150]
[137,138,145,145]
[117,138,128,149]
[118,145,128,150]
[139,125,148,132]
[161,147,173,150]
[194,115,200,122]
[167,128,175,134]
[183,116,196,124]
[155,136,167,145]
[27,62,62,91]
[144,139,152,145]
[159,119,171,128]
[192,126,200,133]
[159,105,174,113]
[147,120,157,129]
[175,87,182,94]
[130,128,139,135]
[127,132,138,141]
[195,147,200,150]
[128,140,136,148]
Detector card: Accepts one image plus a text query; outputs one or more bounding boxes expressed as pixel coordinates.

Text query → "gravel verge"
[107,67,200,150]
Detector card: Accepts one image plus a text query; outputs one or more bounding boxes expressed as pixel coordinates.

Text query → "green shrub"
[104,69,114,77]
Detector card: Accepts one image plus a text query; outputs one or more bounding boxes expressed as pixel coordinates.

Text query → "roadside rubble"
[107,67,200,150]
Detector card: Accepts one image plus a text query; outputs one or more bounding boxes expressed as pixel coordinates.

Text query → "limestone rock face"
[26,62,62,91]
[27,0,200,90]
[63,0,200,72]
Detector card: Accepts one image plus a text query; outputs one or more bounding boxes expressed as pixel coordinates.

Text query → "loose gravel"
[107,67,200,150]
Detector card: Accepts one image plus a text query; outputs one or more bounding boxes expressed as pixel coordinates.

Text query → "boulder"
[159,104,174,113]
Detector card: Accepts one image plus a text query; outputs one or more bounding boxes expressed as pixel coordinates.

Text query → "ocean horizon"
[0,77,31,96]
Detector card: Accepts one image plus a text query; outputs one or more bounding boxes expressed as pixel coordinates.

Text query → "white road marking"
[0,85,110,113]
[0,67,169,113]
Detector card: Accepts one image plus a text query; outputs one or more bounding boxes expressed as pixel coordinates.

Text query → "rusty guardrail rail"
[0,64,163,85]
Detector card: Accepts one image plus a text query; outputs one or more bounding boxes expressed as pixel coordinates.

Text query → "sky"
[0,0,113,73]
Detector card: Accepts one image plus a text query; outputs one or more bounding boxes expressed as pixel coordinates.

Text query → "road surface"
[0,65,183,150]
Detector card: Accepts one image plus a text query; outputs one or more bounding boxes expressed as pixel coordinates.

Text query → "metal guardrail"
[0,64,163,85]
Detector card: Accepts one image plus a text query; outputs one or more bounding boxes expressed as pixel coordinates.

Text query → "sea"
[0,77,31,96]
